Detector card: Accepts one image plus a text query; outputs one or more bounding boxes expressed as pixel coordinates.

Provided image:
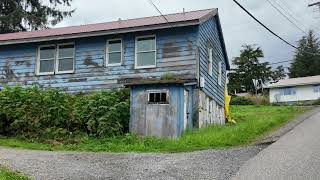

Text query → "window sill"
[135,65,156,69]
[37,71,75,76]
[106,63,122,67]
[36,72,54,76]
[55,70,75,75]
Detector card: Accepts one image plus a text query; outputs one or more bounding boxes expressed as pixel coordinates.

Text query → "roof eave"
[267,82,320,89]
[0,20,201,46]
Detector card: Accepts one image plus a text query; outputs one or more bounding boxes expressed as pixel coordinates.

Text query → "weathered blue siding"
[197,16,227,106]
[0,26,198,92]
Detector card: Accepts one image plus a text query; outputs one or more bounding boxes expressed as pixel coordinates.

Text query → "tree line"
[228,30,320,94]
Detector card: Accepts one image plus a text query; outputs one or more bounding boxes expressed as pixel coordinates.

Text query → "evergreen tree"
[272,65,286,82]
[289,30,320,77]
[0,0,74,34]
[228,45,285,93]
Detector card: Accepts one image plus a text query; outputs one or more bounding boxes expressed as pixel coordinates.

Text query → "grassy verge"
[0,106,307,153]
[0,166,29,180]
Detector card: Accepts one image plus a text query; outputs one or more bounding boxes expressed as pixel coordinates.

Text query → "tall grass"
[0,166,29,180]
[0,106,307,153]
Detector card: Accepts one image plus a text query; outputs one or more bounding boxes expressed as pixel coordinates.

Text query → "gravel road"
[0,146,265,180]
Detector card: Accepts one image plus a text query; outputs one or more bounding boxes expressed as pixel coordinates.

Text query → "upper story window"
[208,48,213,76]
[57,44,75,73]
[314,85,320,93]
[135,35,156,69]
[37,43,74,75]
[280,87,296,96]
[38,46,56,75]
[218,61,222,86]
[107,39,122,66]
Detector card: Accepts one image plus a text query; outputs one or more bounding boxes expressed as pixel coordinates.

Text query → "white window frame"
[208,48,213,76]
[281,87,296,96]
[36,44,56,75]
[147,89,169,104]
[218,61,222,86]
[135,35,156,69]
[36,43,75,75]
[106,38,123,66]
[314,85,320,93]
[56,43,75,74]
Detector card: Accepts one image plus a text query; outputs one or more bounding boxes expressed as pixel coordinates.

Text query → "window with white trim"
[314,85,320,93]
[37,43,74,75]
[135,36,156,68]
[218,61,222,86]
[280,87,296,96]
[57,44,75,73]
[148,91,168,104]
[38,46,56,74]
[107,39,122,66]
[208,48,213,76]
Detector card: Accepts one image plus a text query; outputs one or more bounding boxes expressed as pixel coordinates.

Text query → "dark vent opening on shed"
[148,91,168,104]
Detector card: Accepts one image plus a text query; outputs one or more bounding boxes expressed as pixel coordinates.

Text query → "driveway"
[0,146,264,180]
[232,107,320,180]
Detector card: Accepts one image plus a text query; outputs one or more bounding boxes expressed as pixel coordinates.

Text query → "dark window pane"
[40,60,54,73]
[58,58,74,72]
[40,46,55,59]
[149,93,155,102]
[137,37,155,52]
[148,92,168,104]
[109,40,122,52]
[137,52,155,66]
[161,93,167,102]
[59,45,74,58]
[108,52,121,64]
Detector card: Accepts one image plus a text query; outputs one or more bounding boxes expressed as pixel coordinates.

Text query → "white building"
[266,75,320,103]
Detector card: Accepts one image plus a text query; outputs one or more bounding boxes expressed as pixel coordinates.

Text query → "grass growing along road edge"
[0,166,29,180]
[0,106,308,153]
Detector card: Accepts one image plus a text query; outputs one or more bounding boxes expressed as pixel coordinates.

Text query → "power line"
[276,0,320,33]
[265,0,308,34]
[147,0,172,26]
[233,0,319,56]
[270,59,293,65]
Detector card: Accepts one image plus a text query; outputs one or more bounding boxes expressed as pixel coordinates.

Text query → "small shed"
[124,78,196,138]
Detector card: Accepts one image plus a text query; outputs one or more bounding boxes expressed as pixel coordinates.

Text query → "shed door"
[184,89,189,130]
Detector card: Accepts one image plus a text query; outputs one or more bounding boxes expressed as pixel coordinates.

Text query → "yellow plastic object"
[224,87,236,124]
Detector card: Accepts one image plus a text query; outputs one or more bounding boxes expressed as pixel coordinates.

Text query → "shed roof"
[0,8,216,45]
[266,75,320,88]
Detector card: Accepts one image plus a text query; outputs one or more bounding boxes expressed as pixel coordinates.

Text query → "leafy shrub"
[0,86,130,139]
[230,96,254,105]
[312,98,320,105]
[247,95,270,105]
[230,95,270,105]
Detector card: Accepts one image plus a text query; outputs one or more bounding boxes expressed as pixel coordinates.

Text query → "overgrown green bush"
[313,98,320,105]
[0,86,130,139]
[230,96,254,105]
[230,95,270,105]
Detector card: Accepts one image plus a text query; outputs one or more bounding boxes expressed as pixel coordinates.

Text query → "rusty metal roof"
[0,8,217,45]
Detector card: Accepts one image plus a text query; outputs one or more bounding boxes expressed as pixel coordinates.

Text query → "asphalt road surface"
[232,108,320,180]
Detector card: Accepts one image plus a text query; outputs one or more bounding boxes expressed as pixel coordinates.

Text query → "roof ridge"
[0,8,216,36]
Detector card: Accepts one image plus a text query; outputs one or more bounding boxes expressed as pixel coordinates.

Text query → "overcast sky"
[56,0,319,69]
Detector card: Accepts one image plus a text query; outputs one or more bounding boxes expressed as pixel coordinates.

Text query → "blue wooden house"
[0,8,230,137]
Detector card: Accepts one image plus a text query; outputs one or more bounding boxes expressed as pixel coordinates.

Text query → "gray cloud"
[55,0,319,68]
